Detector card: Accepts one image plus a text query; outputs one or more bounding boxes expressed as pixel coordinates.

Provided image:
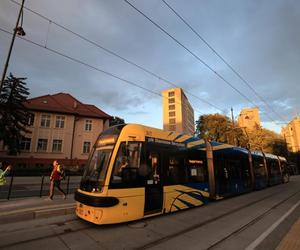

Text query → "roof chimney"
[73,101,78,109]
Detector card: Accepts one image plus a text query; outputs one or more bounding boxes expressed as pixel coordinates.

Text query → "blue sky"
[1,0,299,133]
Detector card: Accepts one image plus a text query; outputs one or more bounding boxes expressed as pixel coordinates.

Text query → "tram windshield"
[80,125,125,192]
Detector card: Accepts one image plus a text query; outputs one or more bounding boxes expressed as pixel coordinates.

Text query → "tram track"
[206,189,300,249]
[0,184,298,249]
[136,186,300,250]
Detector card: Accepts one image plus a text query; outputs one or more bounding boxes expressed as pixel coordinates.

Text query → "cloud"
[0,0,299,133]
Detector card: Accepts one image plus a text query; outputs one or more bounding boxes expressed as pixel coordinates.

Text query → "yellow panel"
[187,139,205,148]
[173,199,188,209]
[212,144,233,150]
[175,134,192,143]
[178,193,203,206]
[107,188,144,198]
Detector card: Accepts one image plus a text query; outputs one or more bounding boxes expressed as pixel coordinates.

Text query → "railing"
[0,171,81,200]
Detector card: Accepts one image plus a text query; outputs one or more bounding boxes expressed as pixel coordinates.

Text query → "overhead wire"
[9,0,222,113]
[0,27,206,119]
[123,0,282,123]
[161,0,287,123]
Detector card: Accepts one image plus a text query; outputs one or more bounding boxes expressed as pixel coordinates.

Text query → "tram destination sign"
[146,137,186,148]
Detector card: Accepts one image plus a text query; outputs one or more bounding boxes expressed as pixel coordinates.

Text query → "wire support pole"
[0,0,25,93]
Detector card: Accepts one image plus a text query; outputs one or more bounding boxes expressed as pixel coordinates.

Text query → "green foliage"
[109,116,125,127]
[0,73,31,155]
[195,113,287,156]
[247,128,287,156]
[195,114,248,146]
[196,114,231,142]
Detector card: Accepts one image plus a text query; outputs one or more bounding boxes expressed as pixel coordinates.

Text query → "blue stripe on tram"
[176,197,195,208]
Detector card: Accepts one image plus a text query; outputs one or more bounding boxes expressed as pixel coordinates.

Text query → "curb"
[0,204,75,224]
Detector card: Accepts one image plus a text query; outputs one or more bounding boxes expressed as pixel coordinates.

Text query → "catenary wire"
[123,0,281,123]
[9,0,222,113]
[0,27,206,120]
[161,0,288,123]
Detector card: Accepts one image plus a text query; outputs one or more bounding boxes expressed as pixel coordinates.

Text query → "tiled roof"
[24,93,111,119]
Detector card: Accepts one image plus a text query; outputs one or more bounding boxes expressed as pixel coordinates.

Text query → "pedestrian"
[0,162,12,186]
[47,160,66,200]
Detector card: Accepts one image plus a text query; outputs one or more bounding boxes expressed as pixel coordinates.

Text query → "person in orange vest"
[47,160,66,200]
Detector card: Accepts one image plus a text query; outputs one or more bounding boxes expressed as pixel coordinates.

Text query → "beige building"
[0,93,111,169]
[281,117,300,152]
[162,88,195,135]
[238,107,261,130]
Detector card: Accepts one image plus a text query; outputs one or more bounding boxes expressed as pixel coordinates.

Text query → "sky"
[0,0,299,133]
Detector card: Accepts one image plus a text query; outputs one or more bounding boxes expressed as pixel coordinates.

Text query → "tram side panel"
[265,156,282,186]
[251,153,268,190]
[213,149,253,199]
[157,147,210,213]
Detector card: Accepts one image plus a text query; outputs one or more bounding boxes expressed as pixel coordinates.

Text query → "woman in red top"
[48,160,66,200]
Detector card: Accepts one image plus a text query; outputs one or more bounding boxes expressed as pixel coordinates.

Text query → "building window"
[169,105,175,110]
[37,139,48,152]
[169,125,176,131]
[83,141,91,154]
[41,114,51,128]
[85,120,92,131]
[52,139,62,152]
[169,118,176,124]
[169,98,175,104]
[169,111,175,117]
[20,137,31,151]
[27,113,35,126]
[55,116,65,128]
[168,91,175,97]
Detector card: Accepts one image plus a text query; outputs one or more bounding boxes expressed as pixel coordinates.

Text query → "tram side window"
[167,156,186,184]
[188,159,208,183]
[111,142,142,185]
[226,159,241,180]
[269,160,280,176]
[253,158,265,176]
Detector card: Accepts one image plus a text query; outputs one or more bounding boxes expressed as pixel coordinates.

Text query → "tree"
[0,73,31,155]
[244,127,287,156]
[109,116,125,127]
[196,113,288,156]
[196,114,231,142]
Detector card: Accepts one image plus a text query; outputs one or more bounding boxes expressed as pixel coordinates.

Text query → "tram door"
[144,152,163,215]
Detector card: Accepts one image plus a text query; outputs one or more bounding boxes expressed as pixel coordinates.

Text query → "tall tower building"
[281,117,300,152]
[238,107,261,130]
[162,88,195,135]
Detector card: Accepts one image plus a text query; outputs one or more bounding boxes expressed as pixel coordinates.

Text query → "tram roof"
[121,125,279,158]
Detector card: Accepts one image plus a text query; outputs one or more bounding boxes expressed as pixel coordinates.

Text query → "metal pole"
[7,170,14,200]
[231,107,235,127]
[0,0,25,93]
[66,175,70,195]
[39,175,45,197]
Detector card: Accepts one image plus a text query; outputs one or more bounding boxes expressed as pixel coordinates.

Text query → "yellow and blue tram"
[75,124,289,224]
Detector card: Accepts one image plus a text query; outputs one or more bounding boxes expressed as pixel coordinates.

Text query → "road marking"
[245,199,300,250]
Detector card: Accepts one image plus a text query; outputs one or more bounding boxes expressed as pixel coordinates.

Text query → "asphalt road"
[0,176,299,249]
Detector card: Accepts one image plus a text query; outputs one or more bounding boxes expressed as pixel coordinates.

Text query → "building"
[162,88,195,135]
[0,93,111,169]
[238,107,261,130]
[281,117,300,152]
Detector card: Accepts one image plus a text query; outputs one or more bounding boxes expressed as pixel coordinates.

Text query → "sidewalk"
[0,195,75,224]
[276,218,300,250]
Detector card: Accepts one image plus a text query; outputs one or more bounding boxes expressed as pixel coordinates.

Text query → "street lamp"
[0,0,26,93]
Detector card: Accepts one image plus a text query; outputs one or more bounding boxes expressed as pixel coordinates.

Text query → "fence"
[0,171,81,200]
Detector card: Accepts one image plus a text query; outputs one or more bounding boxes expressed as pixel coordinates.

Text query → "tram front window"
[111,142,144,187]
[80,146,113,192]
